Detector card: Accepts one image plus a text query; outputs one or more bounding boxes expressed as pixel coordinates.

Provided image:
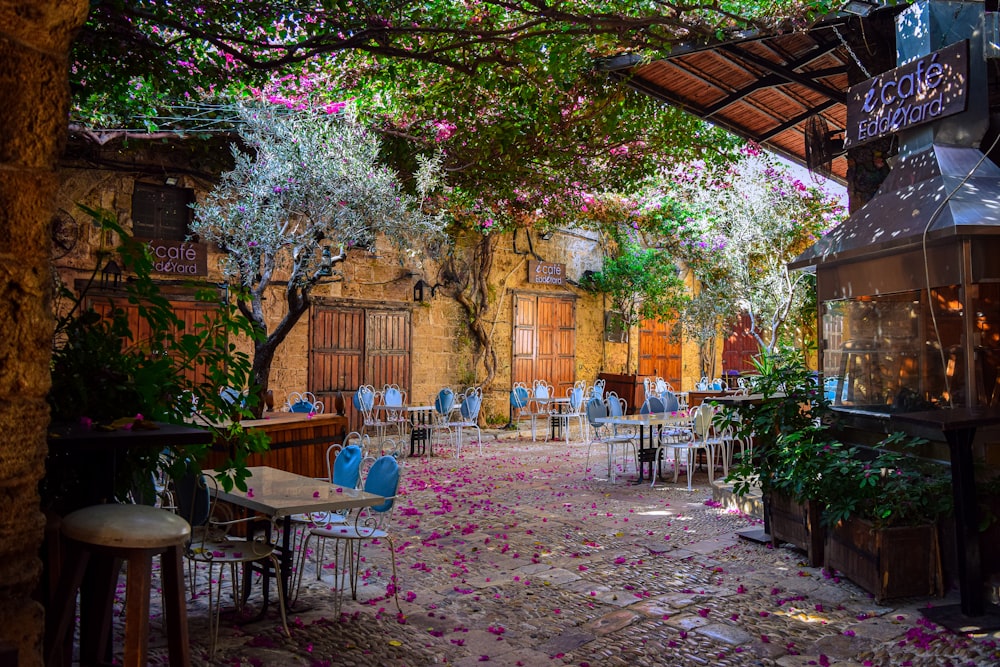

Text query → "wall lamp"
[413,279,428,302]
[101,259,122,289]
[164,177,178,186]
[317,246,334,277]
[539,230,554,241]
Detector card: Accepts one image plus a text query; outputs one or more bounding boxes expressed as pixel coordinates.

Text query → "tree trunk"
[0,1,90,663]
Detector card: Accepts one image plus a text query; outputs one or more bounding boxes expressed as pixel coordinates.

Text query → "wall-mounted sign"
[844,40,968,149]
[528,260,565,285]
[141,238,208,276]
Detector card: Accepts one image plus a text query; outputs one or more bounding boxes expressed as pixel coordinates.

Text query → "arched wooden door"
[512,292,576,396]
[638,317,682,389]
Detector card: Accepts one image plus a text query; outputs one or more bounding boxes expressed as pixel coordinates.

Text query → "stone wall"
[52,140,710,432]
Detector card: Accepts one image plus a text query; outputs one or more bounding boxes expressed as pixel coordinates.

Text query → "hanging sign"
[844,40,968,148]
[142,238,208,276]
[528,260,565,285]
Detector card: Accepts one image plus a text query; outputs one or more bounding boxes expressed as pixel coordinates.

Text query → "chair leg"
[160,545,191,667]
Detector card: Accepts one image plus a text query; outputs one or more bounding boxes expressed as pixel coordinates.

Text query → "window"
[131,182,193,241]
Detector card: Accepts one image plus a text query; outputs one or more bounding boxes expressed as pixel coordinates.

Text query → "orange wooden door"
[639,317,682,389]
[512,293,576,395]
[87,296,219,385]
[723,312,760,374]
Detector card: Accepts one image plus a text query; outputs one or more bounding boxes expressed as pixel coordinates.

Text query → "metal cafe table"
[203,466,385,606]
[593,412,693,484]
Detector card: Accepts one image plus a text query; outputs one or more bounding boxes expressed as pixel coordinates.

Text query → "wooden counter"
[202,412,348,479]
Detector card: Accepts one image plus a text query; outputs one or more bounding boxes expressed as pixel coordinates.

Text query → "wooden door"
[512,293,576,395]
[639,317,682,389]
[88,296,219,385]
[723,312,760,375]
[310,307,365,420]
[310,305,411,431]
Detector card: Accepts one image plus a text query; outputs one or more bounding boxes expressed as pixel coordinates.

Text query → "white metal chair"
[584,396,636,482]
[446,386,483,457]
[530,380,555,441]
[301,455,402,614]
[550,383,587,444]
[176,473,290,657]
[289,442,364,603]
[660,404,718,490]
[510,382,540,439]
[286,391,324,414]
[428,387,456,454]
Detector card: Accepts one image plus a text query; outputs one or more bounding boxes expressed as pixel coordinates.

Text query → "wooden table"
[204,466,384,605]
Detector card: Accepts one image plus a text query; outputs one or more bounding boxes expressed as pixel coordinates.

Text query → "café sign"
[143,238,208,276]
[528,260,565,285]
[844,40,968,149]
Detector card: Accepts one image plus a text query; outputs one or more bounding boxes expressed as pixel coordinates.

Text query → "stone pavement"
[126,429,999,666]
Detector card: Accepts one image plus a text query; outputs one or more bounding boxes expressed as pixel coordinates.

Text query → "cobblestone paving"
[128,434,1000,666]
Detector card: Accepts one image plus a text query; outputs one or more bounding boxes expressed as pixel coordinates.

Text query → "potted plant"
[818,432,952,602]
[46,207,268,508]
[726,346,836,566]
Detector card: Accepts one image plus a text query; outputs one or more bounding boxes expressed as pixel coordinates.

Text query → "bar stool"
[47,504,191,667]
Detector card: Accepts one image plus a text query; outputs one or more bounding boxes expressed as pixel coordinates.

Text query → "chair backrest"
[383,385,405,407]
[567,385,585,412]
[460,387,483,420]
[606,391,626,418]
[585,396,609,428]
[662,391,680,413]
[510,383,531,409]
[693,404,715,437]
[711,378,726,391]
[532,380,551,400]
[364,455,401,513]
[353,385,375,412]
[591,378,606,400]
[641,395,665,415]
[332,444,363,489]
[434,387,455,417]
[174,471,211,528]
[654,377,670,394]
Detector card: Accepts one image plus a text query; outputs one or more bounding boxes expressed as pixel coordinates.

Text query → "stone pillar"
[0,1,89,664]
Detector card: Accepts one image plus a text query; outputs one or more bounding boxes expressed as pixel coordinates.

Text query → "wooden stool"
[47,504,191,667]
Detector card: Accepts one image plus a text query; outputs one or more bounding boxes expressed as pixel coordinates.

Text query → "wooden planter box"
[767,491,825,567]
[826,517,942,602]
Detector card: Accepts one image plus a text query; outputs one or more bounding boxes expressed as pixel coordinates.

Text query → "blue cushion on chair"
[435,388,455,416]
[289,399,314,413]
[460,393,481,420]
[365,456,400,513]
[332,445,363,488]
[510,386,529,408]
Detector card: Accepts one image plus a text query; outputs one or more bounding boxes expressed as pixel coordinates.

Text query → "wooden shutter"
[639,317,682,389]
[512,293,575,394]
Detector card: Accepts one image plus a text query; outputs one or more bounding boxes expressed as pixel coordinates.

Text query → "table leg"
[920,425,1000,632]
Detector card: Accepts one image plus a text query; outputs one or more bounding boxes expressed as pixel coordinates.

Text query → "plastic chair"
[302,455,402,613]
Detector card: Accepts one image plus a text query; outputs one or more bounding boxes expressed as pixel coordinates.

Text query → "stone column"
[0,1,89,664]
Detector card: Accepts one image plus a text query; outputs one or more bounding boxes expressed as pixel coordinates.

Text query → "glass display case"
[822,285,1000,411]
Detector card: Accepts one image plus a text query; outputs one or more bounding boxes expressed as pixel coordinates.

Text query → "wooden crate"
[767,491,825,567]
[826,517,942,602]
